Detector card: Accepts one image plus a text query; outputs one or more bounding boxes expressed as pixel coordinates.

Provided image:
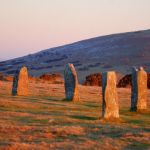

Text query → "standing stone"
[131,67,147,111]
[102,71,119,119]
[131,67,138,111]
[12,66,29,96]
[64,63,80,101]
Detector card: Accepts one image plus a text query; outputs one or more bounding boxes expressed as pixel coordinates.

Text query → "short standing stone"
[64,63,80,101]
[12,66,29,96]
[131,67,147,111]
[102,71,119,119]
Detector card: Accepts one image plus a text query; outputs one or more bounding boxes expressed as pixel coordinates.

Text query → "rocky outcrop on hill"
[39,73,63,84]
[0,73,3,80]
[147,73,150,89]
[83,73,102,86]
[0,73,13,82]
[117,74,132,88]
[117,73,150,89]
[83,72,123,87]
[0,72,64,84]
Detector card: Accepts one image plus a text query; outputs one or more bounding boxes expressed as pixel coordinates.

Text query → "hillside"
[0,29,150,82]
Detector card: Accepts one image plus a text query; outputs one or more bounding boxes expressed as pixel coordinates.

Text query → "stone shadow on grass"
[70,115,97,121]
[124,142,150,150]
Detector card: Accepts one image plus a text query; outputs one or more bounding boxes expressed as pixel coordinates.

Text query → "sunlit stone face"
[102,71,119,119]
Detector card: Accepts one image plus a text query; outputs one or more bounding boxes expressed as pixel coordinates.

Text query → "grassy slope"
[0,81,150,150]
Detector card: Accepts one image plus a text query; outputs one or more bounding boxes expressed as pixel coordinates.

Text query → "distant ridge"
[0,29,150,82]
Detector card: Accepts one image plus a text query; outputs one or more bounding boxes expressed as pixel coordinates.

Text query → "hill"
[0,29,150,82]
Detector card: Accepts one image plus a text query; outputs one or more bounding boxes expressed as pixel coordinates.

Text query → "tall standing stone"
[64,63,80,101]
[102,71,119,119]
[131,67,138,111]
[12,66,29,96]
[131,67,147,111]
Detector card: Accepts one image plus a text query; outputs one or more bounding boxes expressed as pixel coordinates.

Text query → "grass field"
[0,80,150,150]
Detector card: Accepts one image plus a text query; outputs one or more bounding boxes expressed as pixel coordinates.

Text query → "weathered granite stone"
[64,63,80,101]
[102,71,119,119]
[131,67,147,111]
[131,67,138,111]
[12,66,29,96]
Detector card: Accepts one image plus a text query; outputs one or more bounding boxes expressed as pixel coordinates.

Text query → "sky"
[0,0,150,60]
